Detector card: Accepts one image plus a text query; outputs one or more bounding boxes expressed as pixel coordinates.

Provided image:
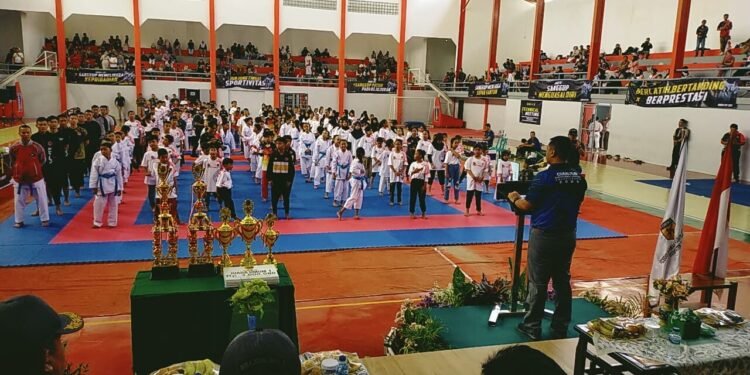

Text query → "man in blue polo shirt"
[508,136,587,340]
[516,131,541,157]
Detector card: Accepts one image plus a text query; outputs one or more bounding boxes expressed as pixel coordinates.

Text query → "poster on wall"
[468,81,509,98]
[626,78,739,109]
[346,80,397,94]
[217,73,275,90]
[519,100,542,125]
[528,80,592,102]
[66,69,135,85]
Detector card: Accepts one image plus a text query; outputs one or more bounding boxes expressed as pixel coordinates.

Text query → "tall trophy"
[235,200,262,269]
[151,163,180,280]
[216,207,236,272]
[261,213,280,265]
[187,163,217,277]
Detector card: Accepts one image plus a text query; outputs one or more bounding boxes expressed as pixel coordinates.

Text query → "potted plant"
[229,279,274,331]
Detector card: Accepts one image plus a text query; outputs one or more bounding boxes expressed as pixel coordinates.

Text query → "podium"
[496,181,531,316]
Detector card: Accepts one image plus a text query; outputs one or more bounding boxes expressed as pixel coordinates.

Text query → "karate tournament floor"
[2,130,750,374]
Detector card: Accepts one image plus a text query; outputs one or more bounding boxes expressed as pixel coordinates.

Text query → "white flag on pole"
[648,141,688,298]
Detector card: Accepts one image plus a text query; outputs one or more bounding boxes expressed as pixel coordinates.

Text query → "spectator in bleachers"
[124,35,130,51]
[174,39,182,56]
[553,66,564,79]
[612,43,622,55]
[640,37,653,58]
[717,14,733,53]
[718,47,736,77]
[696,20,709,57]
[187,39,195,55]
[199,40,207,55]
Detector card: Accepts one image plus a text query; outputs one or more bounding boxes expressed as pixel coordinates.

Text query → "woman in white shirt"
[388,139,406,205]
[443,137,462,204]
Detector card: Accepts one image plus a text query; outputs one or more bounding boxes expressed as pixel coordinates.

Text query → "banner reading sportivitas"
[626,78,738,108]
[469,81,509,98]
[528,80,592,102]
[66,69,135,85]
[347,80,397,94]
[217,74,275,90]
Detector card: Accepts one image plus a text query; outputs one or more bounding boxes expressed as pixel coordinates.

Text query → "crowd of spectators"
[3,47,24,68]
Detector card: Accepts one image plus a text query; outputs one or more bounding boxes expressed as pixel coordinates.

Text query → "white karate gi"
[297,131,315,178]
[331,148,352,202]
[312,137,331,188]
[196,155,222,193]
[343,159,366,210]
[324,144,337,194]
[89,155,123,227]
[378,148,391,194]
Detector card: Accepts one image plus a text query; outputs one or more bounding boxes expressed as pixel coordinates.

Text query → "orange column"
[273,0,281,108]
[54,0,67,112]
[132,0,142,96]
[455,0,467,72]
[338,0,346,114]
[529,0,545,80]
[587,0,605,80]
[396,0,407,123]
[208,0,217,101]
[487,0,501,72]
[669,0,691,78]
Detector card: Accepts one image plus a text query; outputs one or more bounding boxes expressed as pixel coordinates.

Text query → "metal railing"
[278,76,339,87]
[142,70,210,81]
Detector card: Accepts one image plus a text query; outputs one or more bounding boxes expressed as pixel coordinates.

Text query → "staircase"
[0,66,49,87]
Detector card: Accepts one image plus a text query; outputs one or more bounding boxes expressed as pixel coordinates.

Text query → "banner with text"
[217,74,275,90]
[528,80,592,102]
[347,80,397,94]
[519,100,543,125]
[626,78,738,109]
[468,81,509,98]
[66,69,135,85]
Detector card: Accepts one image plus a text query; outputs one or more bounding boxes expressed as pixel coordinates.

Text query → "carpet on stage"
[428,298,609,348]
[0,168,625,267]
[637,179,750,207]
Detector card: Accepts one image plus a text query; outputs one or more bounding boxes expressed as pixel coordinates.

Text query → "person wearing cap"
[220,329,300,375]
[721,124,746,183]
[0,295,83,375]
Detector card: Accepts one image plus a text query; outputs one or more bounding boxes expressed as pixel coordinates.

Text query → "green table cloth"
[130,264,297,374]
[428,298,609,348]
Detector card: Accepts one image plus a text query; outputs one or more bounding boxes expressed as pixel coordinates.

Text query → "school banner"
[346,80,397,94]
[528,80,592,102]
[626,78,739,109]
[519,100,542,125]
[468,81,509,98]
[66,69,135,85]
[217,74,275,90]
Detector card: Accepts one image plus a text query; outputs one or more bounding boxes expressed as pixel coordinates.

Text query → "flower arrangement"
[419,264,515,309]
[386,300,447,354]
[653,275,691,309]
[229,279,274,318]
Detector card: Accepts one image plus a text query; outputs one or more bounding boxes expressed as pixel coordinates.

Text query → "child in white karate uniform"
[464,145,489,216]
[312,130,332,189]
[331,139,353,207]
[89,142,123,228]
[371,137,385,192]
[297,122,316,182]
[378,139,392,196]
[337,147,367,220]
[195,146,222,210]
[388,139,406,205]
[408,149,430,219]
[324,135,339,199]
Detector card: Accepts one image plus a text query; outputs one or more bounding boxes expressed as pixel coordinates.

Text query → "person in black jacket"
[266,137,296,219]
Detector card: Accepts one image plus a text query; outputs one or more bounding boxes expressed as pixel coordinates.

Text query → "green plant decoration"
[229,279,274,318]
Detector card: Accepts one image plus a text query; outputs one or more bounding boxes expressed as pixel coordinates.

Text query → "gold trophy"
[151,163,180,280]
[235,200,262,269]
[187,163,217,277]
[261,213,280,265]
[216,207,236,272]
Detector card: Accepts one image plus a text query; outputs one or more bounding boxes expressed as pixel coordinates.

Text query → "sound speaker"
[5,86,16,101]
[457,100,464,119]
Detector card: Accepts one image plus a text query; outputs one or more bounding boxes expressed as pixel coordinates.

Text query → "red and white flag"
[692,141,734,278]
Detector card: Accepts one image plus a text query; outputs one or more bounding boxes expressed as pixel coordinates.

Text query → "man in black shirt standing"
[721,124,747,183]
[82,110,102,170]
[696,20,708,57]
[640,38,653,58]
[668,119,689,179]
[266,137,296,219]
[44,116,70,215]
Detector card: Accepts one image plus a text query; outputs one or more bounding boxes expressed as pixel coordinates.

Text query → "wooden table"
[363,339,579,375]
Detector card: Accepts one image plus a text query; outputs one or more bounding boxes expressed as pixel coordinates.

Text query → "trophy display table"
[130,264,298,375]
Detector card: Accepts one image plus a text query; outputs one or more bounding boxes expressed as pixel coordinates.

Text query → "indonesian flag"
[648,141,688,298]
[692,140,734,278]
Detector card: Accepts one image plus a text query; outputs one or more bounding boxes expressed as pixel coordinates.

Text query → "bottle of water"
[335,354,349,375]
[667,327,682,359]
